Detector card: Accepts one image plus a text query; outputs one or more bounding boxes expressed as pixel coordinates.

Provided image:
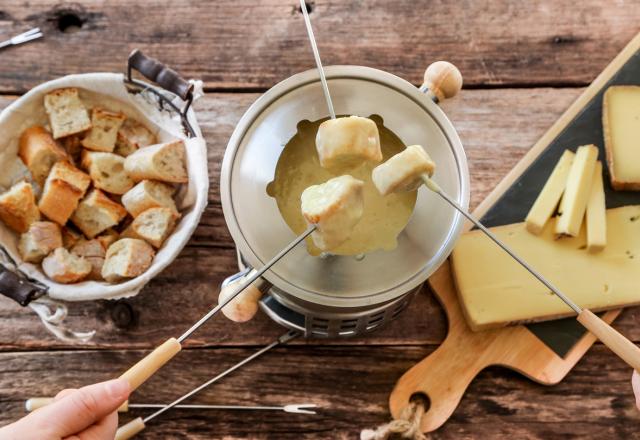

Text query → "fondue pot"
[220,63,469,337]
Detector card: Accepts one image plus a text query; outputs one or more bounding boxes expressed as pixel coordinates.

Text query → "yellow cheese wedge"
[525,150,574,234]
[555,145,598,237]
[586,161,606,253]
[603,86,640,190]
[451,206,640,331]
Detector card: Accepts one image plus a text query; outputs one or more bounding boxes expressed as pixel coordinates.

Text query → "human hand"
[633,370,640,410]
[0,378,130,440]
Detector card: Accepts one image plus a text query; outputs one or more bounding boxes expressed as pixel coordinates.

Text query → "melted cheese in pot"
[268,116,416,256]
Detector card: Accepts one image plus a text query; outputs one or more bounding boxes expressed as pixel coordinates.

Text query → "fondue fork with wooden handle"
[420,174,640,371]
[108,226,315,394]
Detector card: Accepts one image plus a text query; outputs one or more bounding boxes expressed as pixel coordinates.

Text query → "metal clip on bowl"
[125,49,196,137]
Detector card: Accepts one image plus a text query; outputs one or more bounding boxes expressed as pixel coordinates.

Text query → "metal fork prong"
[283,404,318,414]
[13,32,43,45]
[10,28,43,45]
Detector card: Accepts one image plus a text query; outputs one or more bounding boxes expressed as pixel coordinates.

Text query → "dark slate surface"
[478,51,640,357]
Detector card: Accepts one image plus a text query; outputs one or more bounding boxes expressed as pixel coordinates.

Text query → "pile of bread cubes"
[0,87,188,284]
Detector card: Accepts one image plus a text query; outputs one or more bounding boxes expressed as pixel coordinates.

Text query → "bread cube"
[42,248,92,283]
[101,238,155,282]
[18,126,69,186]
[121,180,177,217]
[301,175,365,251]
[372,145,436,196]
[18,221,62,263]
[61,226,82,249]
[71,189,127,238]
[71,239,106,280]
[81,151,134,195]
[44,88,92,139]
[124,140,188,183]
[96,228,119,251]
[59,134,83,165]
[81,108,126,152]
[122,207,178,248]
[38,161,91,225]
[315,116,382,169]
[115,118,157,157]
[0,181,40,233]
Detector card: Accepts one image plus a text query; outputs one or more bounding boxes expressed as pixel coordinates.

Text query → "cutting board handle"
[389,330,486,432]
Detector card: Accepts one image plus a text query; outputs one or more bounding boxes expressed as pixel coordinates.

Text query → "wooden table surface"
[1,1,640,438]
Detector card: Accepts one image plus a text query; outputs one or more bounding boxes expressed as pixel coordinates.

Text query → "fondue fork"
[86,226,315,402]
[0,27,43,51]
[420,174,640,371]
[299,0,336,119]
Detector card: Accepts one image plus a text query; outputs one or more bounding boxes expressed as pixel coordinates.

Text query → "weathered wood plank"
[1,87,639,351]
[0,1,638,92]
[0,346,638,439]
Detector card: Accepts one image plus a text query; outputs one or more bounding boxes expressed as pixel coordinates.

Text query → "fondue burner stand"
[220,64,470,338]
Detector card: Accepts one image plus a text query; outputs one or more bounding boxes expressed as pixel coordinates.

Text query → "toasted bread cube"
[101,238,155,282]
[81,108,126,152]
[18,221,62,263]
[59,134,83,165]
[301,175,365,251]
[372,145,436,196]
[122,207,177,248]
[71,189,127,238]
[71,239,106,279]
[61,226,82,249]
[42,248,92,283]
[38,161,91,225]
[315,116,382,169]
[96,228,119,251]
[115,119,157,157]
[121,180,177,217]
[44,88,92,139]
[124,140,188,183]
[81,150,134,195]
[18,126,69,186]
[0,181,40,233]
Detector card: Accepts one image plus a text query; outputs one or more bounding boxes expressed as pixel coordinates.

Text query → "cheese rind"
[525,150,574,234]
[586,161,606,253]
[603,86,640,190]
[452,206,640,331]
[554,145,598,237]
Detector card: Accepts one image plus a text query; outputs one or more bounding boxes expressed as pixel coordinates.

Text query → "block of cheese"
[586,161,606,253]
[452,206,640,331]
[525,150,574,234]
[555,145,598,237]
[603,86,640,190]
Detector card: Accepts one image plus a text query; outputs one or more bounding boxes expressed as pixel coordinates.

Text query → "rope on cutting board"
[360,400,427,440]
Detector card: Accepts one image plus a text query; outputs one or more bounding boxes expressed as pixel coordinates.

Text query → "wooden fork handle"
[577,309,640,371]
[119,338,182,391]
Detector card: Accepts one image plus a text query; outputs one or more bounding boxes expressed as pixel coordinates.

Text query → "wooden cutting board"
[389,31,640,433]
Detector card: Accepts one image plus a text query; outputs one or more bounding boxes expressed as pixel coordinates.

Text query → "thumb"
[632,370,640,410]
[31,379,130,437]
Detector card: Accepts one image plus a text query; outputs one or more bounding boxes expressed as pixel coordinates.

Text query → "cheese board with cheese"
[390,31,640,433]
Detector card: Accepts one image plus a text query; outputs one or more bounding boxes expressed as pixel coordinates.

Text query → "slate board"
[479,50,640,357]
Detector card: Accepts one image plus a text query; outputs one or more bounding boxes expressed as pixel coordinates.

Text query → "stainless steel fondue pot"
[220,64,469,337]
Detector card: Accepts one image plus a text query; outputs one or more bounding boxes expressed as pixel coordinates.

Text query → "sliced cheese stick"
[555,144,599,237]
[315,116,382,169]
[525,150,574,234]
[371,145,436,196]
[586,161,606,253]
[301,175,364,251]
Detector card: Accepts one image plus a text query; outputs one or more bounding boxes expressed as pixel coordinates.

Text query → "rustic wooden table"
[1,1,640,438]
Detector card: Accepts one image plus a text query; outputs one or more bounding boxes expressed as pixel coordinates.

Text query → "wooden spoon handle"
[577,309,640,370]
[115,417,146,440]
[119,338,182,391]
